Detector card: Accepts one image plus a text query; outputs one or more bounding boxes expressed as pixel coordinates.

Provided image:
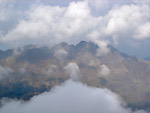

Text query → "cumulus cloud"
[1,1,100,47]
[0,65,13,80]
[0,0,105,53]
[134,22,150,39]
[0,0,149,56]
[0,80,147,113]
[64,62,82,81]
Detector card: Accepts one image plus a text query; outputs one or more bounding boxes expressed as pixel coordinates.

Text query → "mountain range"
[0,41,150,111]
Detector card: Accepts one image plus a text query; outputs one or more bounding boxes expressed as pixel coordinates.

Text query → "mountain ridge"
[0,41,150,111]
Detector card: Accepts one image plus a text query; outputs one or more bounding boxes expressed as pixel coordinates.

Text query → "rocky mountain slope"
[0,41,150,111]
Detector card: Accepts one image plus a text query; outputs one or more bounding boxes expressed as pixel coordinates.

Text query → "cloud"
[104,4,150,40]
[87,31,110,56]
[0,0,149,57]
[1,1,98,45]
[0,0,28,41]
[95,40,110,56]
[86,0,109,10]
[134,22,150,39]
[99,64,110,76]
[0,80,147,113]
[64,62,82,81]
[0,0,102,49]
[54,48,68,59]
[0,65,13,80]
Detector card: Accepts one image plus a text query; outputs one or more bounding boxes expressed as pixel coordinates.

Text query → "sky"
[0,0,150,58]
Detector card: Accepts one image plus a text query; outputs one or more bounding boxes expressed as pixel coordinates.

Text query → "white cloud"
[0,0,102,48]
[104,4,150,40]
[0,0,149,57]
[64,62,82,81]
[87,30,110,56]
[0,65,13,80]
[0,80,147,113]
[2,5,66,44]
[134,22,150,39]
[99,64,110,76]
[96,40,110,56]
[90,37,110,56]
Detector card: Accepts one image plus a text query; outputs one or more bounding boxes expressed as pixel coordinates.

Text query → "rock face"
[0,41,150,110]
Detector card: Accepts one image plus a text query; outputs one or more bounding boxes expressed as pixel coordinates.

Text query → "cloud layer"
[0,0,149,57]
[0,80,147,113]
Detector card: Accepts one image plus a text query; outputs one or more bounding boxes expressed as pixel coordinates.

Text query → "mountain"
[144,57,150,61]
[16,46,53,63]
[0,41,150,111]
[0,49,13,60]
